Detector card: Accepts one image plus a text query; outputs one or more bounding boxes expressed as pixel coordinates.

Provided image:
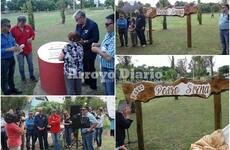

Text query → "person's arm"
[88,115,98,132]
[87,23,99,44]
[117,112,133,129]
[27,25,35,44]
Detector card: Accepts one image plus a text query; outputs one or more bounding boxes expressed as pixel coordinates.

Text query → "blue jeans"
[1,57,16,94]
[82,132,94,150]
[64,76,82,95]
[16,52,34,79]
[51,133,61,150]
[95,128,103,147]
[101,67,114,95]
[64,128,72,146]
[220,29,229,55]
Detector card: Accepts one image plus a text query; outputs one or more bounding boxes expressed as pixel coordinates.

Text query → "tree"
[144,3,151,7]
[203,56,214,77]
[218,65,229,76]
[197,0,202,25]
[58,0,66,24]
[27,0,35,30]
[105,0,114,10]
[1,97,28,113]
[189,56,209,80]
[156,0,171,30]
[176,58,188,77]
[1,0,6,12]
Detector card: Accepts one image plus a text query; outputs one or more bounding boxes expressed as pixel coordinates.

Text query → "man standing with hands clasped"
[11,15,36,82]
[1,18,22,95]
[34,108,49,150]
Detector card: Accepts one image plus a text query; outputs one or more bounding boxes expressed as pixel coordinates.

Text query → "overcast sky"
[116,55,229,72]
[115,0,222,6]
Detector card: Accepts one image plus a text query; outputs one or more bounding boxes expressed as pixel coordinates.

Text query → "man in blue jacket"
[1,18,22,95]
[116,13,128,47]
[219,4,229,55]
[26,111,36,150]
[74,10,99,91]
[135,10,147,48]
[34,108,48,150]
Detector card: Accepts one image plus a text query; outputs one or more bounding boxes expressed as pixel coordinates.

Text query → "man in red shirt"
[11,15,36,82]
[48,110,61,150]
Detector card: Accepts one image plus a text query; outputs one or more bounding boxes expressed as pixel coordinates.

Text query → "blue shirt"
[1,32,15,59]
[219,14,229,30]
[34,114,48,130]
[81,112,98,133]
[116,18,127,29]
[26,117,35,132]
[97,32,114,69]
[76,18,99,52]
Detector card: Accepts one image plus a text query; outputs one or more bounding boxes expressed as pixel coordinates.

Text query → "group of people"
[1,16,37,95]
[1,10,115,96]
[116,10,147,48]
[59,10,115,95]
[1,106,114,150]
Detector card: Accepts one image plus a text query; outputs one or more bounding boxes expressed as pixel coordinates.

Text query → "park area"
[1,8,113,95]
[116,55,229,149]
[116,83,229,150]
[117,13,222,55]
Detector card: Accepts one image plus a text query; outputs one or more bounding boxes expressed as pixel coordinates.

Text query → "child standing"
[129,18,138,47]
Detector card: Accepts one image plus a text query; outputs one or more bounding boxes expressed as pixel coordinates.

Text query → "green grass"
[2,9,113,94]
[116,83,229,150]
[117,13,222,55]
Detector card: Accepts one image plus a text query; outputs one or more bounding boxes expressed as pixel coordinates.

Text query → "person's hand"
[91,47,99,53]
[79,39,84,44]
[119,145,128,150]
[27,37,33,44]
[11,46,21,52]
[87,128,92,132]
[141,27,145,30]
[92,43,100,47]
[59,52,64,61]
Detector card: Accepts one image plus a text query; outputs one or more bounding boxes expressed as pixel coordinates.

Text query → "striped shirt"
[97,32,115,69]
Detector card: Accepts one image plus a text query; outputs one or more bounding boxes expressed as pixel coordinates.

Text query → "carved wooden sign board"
[122,76,229,103]
[144,5,198,18]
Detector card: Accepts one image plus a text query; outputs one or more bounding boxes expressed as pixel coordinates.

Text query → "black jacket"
[116,111,133,147]
[136,14,146,30]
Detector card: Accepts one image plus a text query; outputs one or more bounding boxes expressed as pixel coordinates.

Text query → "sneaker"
[142,44,146,48]
[10,88,22,95]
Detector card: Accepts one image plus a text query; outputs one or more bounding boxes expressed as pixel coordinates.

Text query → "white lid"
[37,41,68,63]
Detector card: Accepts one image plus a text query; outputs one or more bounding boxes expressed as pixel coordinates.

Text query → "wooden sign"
[144,5,198,18]
[122,76,229,103]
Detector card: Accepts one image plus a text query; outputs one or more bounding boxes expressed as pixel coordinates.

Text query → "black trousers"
[37,130,48,150]
[118,28,128,46]
[1,131,9,150]
[26,131,37,150]
[136,29,147,45]
[1,57,16,94]
[83,50,97,90]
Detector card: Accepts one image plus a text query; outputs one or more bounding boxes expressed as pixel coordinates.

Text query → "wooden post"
[135,101,144,150]
[187,14,192,48]
[214,93,222,130]
[148,17,153,44]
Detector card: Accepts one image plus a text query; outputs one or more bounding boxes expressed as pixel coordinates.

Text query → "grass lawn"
[117,13,223,55]
[2,9,113,95]
[116,83,229,150]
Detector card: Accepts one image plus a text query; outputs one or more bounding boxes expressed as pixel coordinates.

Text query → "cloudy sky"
[115,0,222,6]
[116,55,229,72]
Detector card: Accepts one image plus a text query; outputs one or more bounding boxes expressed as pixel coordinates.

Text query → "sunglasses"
[4,24,11,28]
[105,23,113,27]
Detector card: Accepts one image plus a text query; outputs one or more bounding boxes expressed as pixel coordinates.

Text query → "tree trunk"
[163,16,167,30]
[61,0,65,24]
[27,0,35,30]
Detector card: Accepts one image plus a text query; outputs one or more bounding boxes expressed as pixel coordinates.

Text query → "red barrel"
[37,42,68,95]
